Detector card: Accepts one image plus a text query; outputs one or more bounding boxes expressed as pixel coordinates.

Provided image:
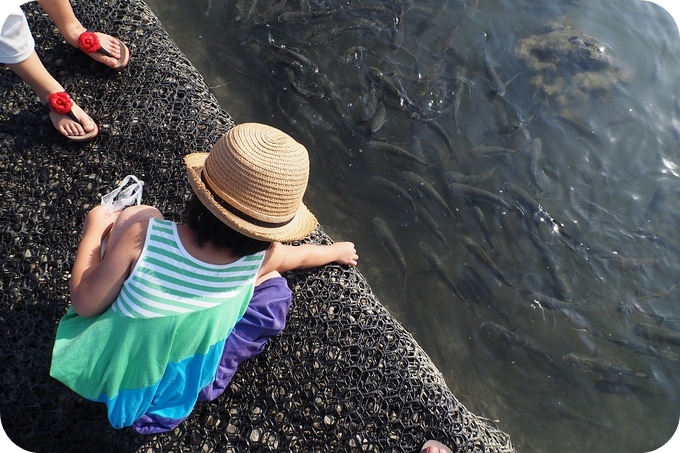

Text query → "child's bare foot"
[44,92,98,141]
[421,440,453,453]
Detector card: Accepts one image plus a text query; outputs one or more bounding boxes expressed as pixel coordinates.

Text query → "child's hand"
[82,204,120,238]
[332,242,359,266]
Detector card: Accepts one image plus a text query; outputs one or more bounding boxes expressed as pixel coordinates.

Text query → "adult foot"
[45,91,98,141]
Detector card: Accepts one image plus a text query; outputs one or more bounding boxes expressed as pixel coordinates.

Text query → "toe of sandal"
[44,92,99,142]
[78,30,131,70]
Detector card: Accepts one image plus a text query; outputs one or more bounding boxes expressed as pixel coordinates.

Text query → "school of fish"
[211,0,680,420]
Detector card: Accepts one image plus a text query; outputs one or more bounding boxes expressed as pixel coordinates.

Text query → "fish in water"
[462,0,479,20]
[368,67,413,109]
[358,78,379,122]
[616,279,680,322]
[594,380,642,396]
[528,290,606,337]
[267,35,318,73]
[463,235,515,288]
[414,0,448,37]
[421,119,458,162]
[373,217,408,291]
[468,145,519,158]
[370,101,387,133]
[413,60,444,98]
[415,203,450,247]
[480,321,568,381]
[616,300,666,323]
[337,45,371,66]
[638,186,667,228]
[418,241,464,300]
[503,181,586,252]
[369,175,418,217]
[483,111,537,138]
[464,265,516,330]
[366,140,432,166]
[526,229,573,301]
[481,32,506,96]
[601,253,669,272]
[451,65,468,134]
[471,206,496,252]
[633,323,680,346]
[445,167,497,185]
[525,138,543,191]
[481,322,540,353]
[630,228,680,256]
[277,8,340,24]
[390,5,405,52]
[315,73,354,134]
[594,380,665,398]
[563,353,651,379]
[435,17,461,57]
[448,183,512,211]
[608,338,679,361]
[402,171,454,217]
[515,288,578,311]
[503,181,552,222]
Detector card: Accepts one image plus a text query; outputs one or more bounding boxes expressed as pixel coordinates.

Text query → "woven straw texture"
[186,122,318,241]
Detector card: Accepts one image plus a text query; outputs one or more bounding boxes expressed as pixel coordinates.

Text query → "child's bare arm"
[262,241,358,275]
[70,205,141,317]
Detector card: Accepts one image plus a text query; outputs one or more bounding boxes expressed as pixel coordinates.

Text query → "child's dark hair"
[184,194,271,257]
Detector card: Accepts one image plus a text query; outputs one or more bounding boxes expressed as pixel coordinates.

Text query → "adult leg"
[36,0,129,69]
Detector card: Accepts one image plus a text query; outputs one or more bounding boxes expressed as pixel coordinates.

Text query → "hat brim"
[185,152,318,242]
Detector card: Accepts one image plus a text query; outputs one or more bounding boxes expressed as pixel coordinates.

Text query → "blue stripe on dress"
[97,333,231,428]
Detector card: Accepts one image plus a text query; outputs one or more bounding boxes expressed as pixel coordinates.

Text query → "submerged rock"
[515,16,630,115]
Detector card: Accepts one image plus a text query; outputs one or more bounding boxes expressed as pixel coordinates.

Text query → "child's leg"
[7,51,96,137]
[256,270,281,286]
[103,205,163,258]
[133,273,292,434]
[195,272,292,402]
[2,7,96,138]
[37,0,129,69]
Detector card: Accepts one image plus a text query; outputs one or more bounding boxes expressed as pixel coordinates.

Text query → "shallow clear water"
[144,0,680,450]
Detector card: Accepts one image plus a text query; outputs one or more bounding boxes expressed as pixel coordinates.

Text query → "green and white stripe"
[111,219,264,318]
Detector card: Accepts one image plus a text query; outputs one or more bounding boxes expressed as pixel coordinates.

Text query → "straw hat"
[184,123,317,241]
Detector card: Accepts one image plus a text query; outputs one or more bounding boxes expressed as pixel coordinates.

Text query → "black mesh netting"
[0,1,514,451]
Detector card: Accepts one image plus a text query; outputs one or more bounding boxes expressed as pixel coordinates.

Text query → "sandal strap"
[43,101,83,125]
[65,109,80,123]
[87,29,113,58]
[95,46,113,58]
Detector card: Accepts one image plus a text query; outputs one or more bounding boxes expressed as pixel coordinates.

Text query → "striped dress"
[50,218,266,430]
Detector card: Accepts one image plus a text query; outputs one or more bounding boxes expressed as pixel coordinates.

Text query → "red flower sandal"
[44,92,99,142]
[77,30,130,70]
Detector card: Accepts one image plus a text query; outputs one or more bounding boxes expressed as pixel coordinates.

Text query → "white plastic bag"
[101,175,144,211]
[99,175,144,258]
